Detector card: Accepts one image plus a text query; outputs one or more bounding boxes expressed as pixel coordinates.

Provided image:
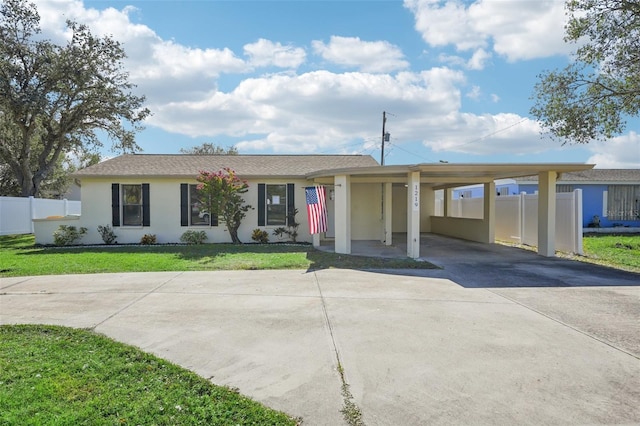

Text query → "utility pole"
[381,111,390,165]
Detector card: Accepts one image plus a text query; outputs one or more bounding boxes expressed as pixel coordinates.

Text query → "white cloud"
[312,36,409,73]
[421,113,548,155]
[244,39,306,68]
[466,85,481,100]
[587,132,640,168]
[467,48,491,70]
[148,68,466,152]
[404,0,571,61]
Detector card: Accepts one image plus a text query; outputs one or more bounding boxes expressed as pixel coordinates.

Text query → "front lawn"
[0,234,438,277]
[582,234,640,272]
[0,324,297,425]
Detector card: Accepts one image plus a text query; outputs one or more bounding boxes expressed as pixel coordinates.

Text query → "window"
[607,185,640,220]
[111,183,150,227]
[122,185,142,226]
[180,184,217,226]
[266,184,287,225]
[257,183,295,227]
[557,184,574,193]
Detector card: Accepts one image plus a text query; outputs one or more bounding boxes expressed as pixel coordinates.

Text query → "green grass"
[582,234,640,272]
[0,234,438,277]
[0,324,297,425]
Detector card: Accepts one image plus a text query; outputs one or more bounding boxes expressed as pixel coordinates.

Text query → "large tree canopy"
[0,0,150,197]
[531,0,640,144]
[179,143,238,155]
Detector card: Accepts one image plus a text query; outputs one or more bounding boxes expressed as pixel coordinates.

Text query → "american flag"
[305,185,328,234]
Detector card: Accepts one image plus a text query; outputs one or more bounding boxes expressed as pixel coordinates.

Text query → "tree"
[196,168,252,244]
[180,143,238,155]
[0,151,100,198]
[530,0,640,144]
[0,0,150,197]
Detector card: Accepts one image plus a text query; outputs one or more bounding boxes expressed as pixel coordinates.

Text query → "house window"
[266,184,287,225]
[257,183,295,227]
[180,184,217,226]
[607,185,640,220]
[111,183,149,227]
[557,184,574,193]
[122,184,143,226]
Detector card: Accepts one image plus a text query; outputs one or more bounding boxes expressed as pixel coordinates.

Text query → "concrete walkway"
[1,262,639,425]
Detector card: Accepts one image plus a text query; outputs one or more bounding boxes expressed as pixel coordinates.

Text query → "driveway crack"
[90,272,184,331]
[313,271,365,426]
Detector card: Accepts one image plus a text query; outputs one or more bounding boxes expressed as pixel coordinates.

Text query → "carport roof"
[307,163,595,187]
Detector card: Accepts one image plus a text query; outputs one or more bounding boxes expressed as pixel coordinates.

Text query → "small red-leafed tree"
[196,168,251,244]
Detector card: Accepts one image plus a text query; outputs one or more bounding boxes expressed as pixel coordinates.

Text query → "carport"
[307,163,594,258]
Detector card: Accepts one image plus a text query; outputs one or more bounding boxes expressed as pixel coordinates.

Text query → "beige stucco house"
[34,154,593,258]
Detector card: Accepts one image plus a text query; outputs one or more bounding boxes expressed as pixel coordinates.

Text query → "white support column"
[384,182,393,245]
[483,181,496,243]
[407,171,421,258]
[538,171,557,257]
[444,188,452,217]
[312,233,320,248]
[334,175,351,254]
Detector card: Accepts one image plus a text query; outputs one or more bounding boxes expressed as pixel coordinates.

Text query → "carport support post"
[334,174,351,254]
[407,171,420,258]
[483,181,495,243]
[384,182,392,245]
[538,171,557,257]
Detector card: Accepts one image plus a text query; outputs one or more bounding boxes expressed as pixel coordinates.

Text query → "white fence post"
[29,196,36,233]
[575,189,583,255]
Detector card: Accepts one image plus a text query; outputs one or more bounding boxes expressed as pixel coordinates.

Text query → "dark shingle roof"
[516,169,640,183]
[74,154,379,179]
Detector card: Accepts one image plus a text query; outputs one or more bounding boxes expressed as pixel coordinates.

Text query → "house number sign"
[412,183,420,211]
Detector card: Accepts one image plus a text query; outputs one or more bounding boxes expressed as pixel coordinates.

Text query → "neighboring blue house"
[516,169,640,228]
[452,179,519,199]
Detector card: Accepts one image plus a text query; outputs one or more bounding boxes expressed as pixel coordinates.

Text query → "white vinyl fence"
[436,190,583,254]
[0,196,81,235]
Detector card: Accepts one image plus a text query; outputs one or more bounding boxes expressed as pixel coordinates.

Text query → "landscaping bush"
[251,229,269,243]
[180,230,208,245]
[272,208,300,242]
[53,225,88,246]
[140,234,157,245]
[97,224,117,245]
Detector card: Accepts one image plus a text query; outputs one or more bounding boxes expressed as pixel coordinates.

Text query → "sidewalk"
[2,269,639,425]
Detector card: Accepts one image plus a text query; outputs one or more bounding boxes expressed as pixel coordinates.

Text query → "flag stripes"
[305,185,328,234]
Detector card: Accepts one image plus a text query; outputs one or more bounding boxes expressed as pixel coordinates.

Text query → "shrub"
[53,225,87,246]
[140,234,157,245]
[97,224,117,245]
[272,208,300,243]
[251,229,269,244]
[180,230,208,245]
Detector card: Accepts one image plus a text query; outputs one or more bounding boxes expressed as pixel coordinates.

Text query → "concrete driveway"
[1,243,639,425]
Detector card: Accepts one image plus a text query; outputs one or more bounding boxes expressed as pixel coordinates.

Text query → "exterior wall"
[430,217,490,243]
[68,177,314,245]
[350,183,382,240]
[392,185,407,232]
[33,216,82,245]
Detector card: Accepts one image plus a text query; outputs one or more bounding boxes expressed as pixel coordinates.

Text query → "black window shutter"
[258,184,266,226]
[287,183,295,225]
[180,184,189,226]
[142,183,150,227]
[111,183,120,227]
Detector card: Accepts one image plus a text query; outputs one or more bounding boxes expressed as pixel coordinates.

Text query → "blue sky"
[35,0,640,167]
